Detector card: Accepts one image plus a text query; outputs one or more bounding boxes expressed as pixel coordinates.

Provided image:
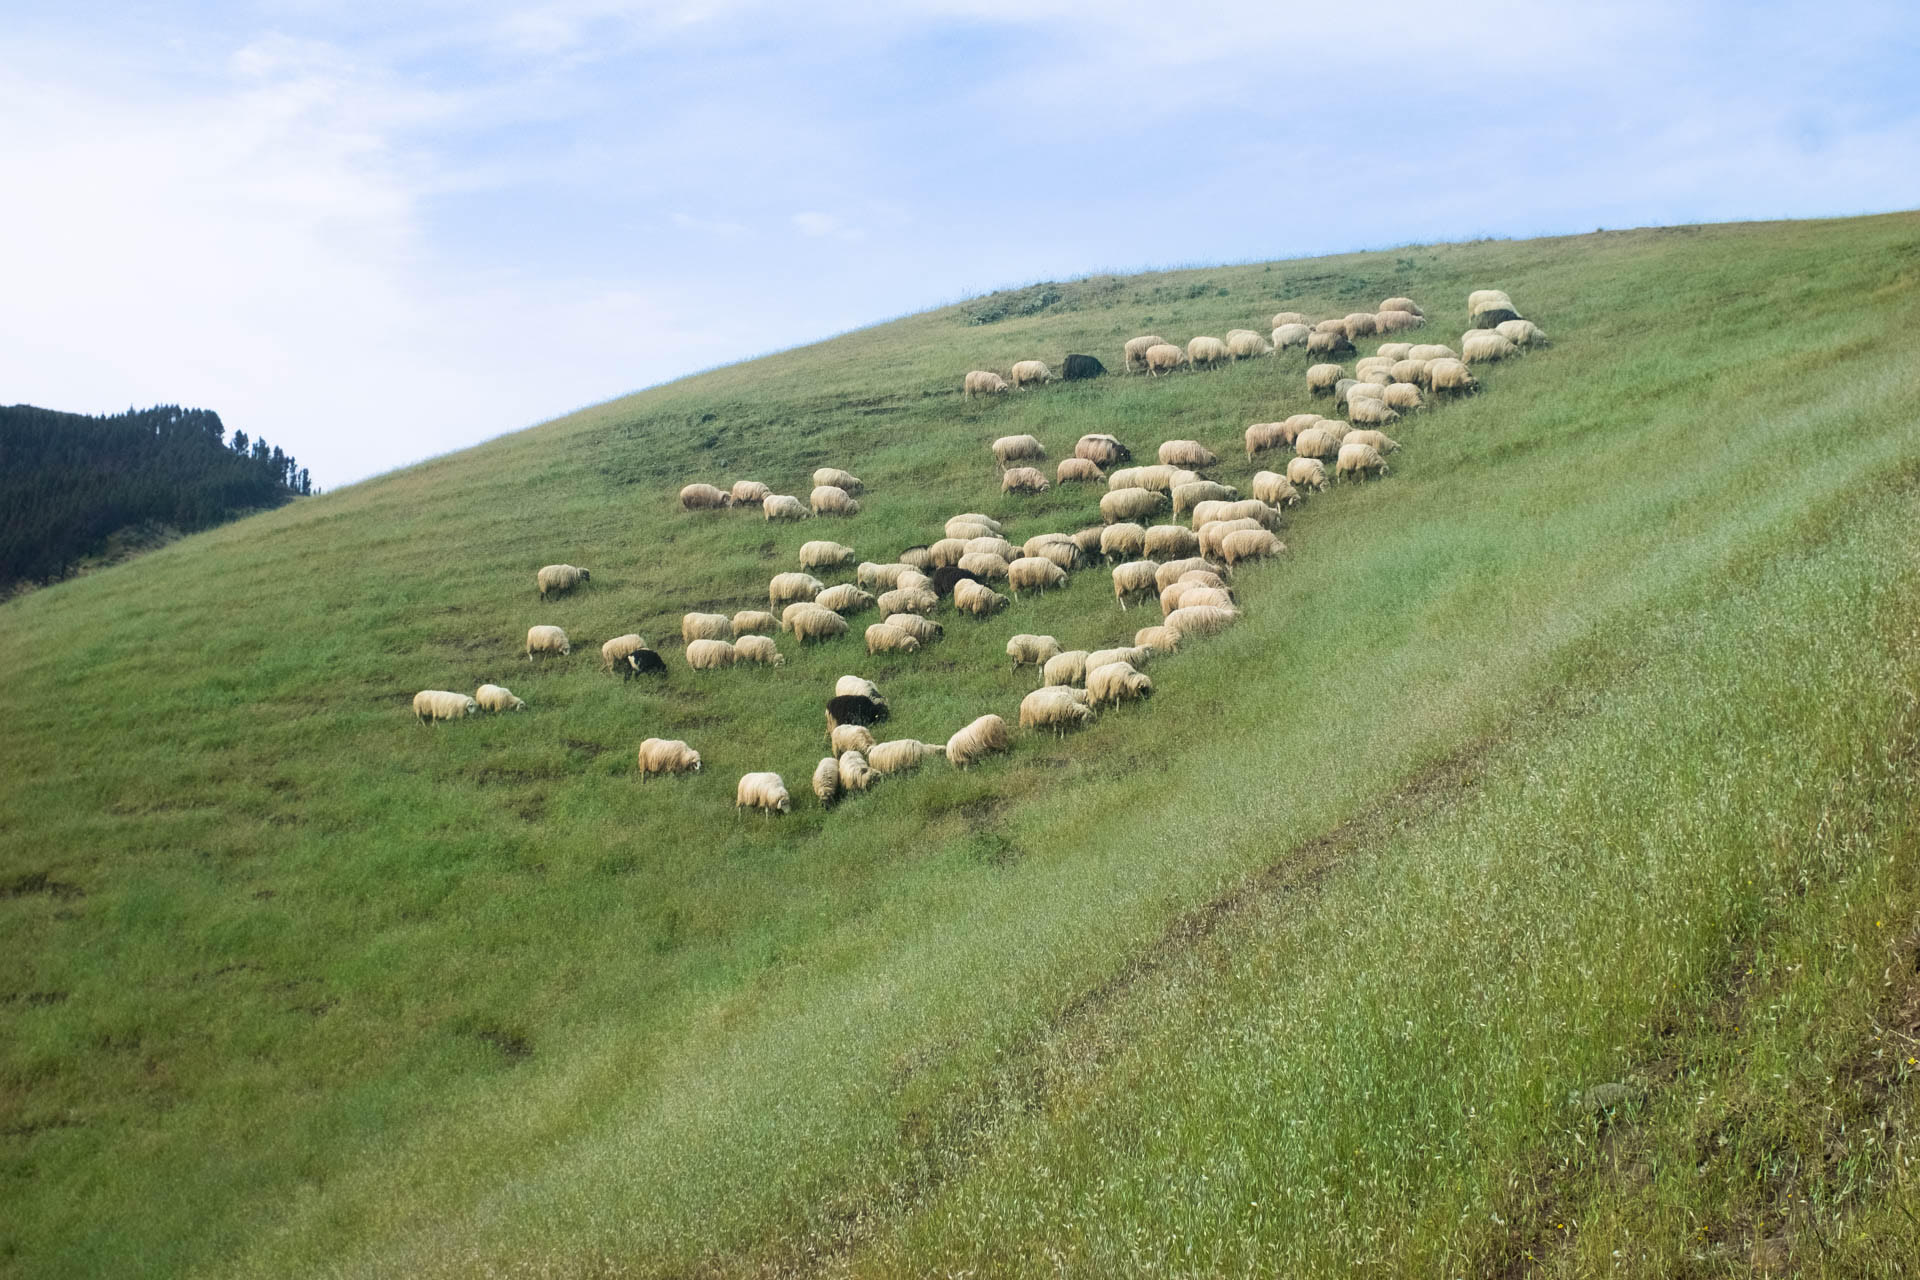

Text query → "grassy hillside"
[4,213,1919,1277]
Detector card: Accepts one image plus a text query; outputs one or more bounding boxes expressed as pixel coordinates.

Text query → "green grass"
[3,213,1919,1277]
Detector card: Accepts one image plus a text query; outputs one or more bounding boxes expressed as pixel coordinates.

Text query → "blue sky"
[4,1,1917,486]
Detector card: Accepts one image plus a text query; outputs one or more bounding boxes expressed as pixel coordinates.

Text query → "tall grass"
[2,213,1918,1277]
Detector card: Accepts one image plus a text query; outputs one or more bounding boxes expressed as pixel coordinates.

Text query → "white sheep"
[1307,363,1345,396]
[884,613,943,644]
[877,586,940,616]
[812,757,842,806]
[964,370,1010,398]
[1251,471,1298,506]
[730,479,771,505]
[1294,427,1341,460]
[991,434,1047,468]
[1154,557,1220,591]
[786,605,851,643]
[1336,441,1388,481]
[1002,466,1050,494]
[763,494,810,521]
[946,714,1010,768]
[1101,488,1168,524]
[768,573,825,608]
[811,486,860,516]
[1495,318,1549,347]
[1007,557,1068,596]
[1348,398,1400,427]
[816,584,876,615]
[733,634,784,667]
[683,612,732,643]
[957,551,1010,580]
[535,564,590,599]
[812,468,863,494]
[866,739,946,774]
[835,675,885,703]
[1407,343,1457,362]
[837,750,875,792]
[1085,646,1152,676]
[1057,457,1103,484]
[679,483,733,510]
[413,690,477,723]
[1041,650,1091,687]
[601,633,649,671]
[856,562,914,590]
[736,772,791,815]
[1020,686,1096,736]
[830,723,876,755]
[1010,360,1053,389]
[1144,525,1200,559]
[1123,335,1169,372]
[732,610,779,637]
[1165,604,1240,638]
[525,625,570,660]
[686,638,736,670]
[954,579,1009,616]
[865,623,922,655]
[1272,322,1311,349]
[1344,429,1400,454]
[1160,437,1221,467]
[1462,333,1519,363]
[474,684,526,713]
[799,541,856,570]
[1286,457,1329,491]
[1007,633,1064,670]
[1101,522,1148,561]
[1225,329,1272,359]
[964,535,1016,560]
[1134,625,1180,654]
[1187,336,1229,367]
[1428,358,1479,393]
[1087,661,1152,707]
[1076,433,1131,466]
[1220,529,1285,566]
[639,738,702,778]
[1112,559,1161,609]
[1144,343,1186,375]
[949,512,1004,535]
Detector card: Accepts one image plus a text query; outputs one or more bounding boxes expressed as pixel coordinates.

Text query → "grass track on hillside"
[3,214,1919,1277]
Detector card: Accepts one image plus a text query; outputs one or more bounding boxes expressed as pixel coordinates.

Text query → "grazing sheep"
[835,675,885,704]
[413,690,477,724]
[812,468,863,494]
[1495,318,1549,347]
[816,583,876,615]
[526,625,571,660]
[1057,457,1103,484]
[1245,421,1289,459]
[1272,322,1312,349]
[736,772,791,815]
[949,511,1004,535]
[857,562,914,590]
[1070,527,1106,556]
[535,564,590,600]
[1427,358,1479,394]
[1220,529,1285,566]
[1356,356,1396,378]
[946,714,1010,769]
[763,494,810,521]
[1019,686,1096,736]
[1178,568,1226,589]
[1348,397,1401,427]
[799,540,856,570]
[1007,634,1064,670]
[1252,471,1299,506]
[1342,312,1379,339]
[619,649,667,681]
[1101,523,1148,561]
[1102,488,1168,523]
[1333,379,1357,406]
[679,483,733,510]
[867,739,946,774]
[768,573,825,608]
[1076,433,1132,466]
[1191,499,1281,532]
[600,633,648,672]
[825,693,889,731]
[1158,439,1220,469]
[1141,465,1197,494]
[1187,336,1229,368]
[1314,318,1349,334]
[1112,559,1161,609]
[1002,466,1050,494]
[1144,524,1201,559]
[1306,330,1355,357]
[877,586,940,616]
[1294,427,1341,460]
[1029,540,1080,571]
[991,434,1047,468]
[1408,343,1457,362]
[1087,661,1152,708]
[1271,311,1309,328]
[811,486,860,517]
[930,565,984,597]
[865,622,921,655]
[1062,354,1105,380]
[731,479,771,505]
[639,738,702,778]
[475,684,526,713]
[1287,457,1330,491]
[1135,625,1180,654]
[884,613,943,644]
[1344,429,1400,454]
[1007,557,1068,597]
[1380,297,1423,316]
[830,723,876,755]
[788,605,851,643]
[1123,335,1169,372]
[1315,419,1352,444]
[956,552,1009,582]
[1197,519,1263,560]
[1468,288,1513,311]
[812,757,842,806]
[1380,384,1417,422]
[686,638,736,670]
[1468,296,1520,328]
[899,545,935,570]
[1011,359,1053,389]
[1159,580,1198,615]
[734,634,784,667]
[1308,363,1345,396]
[953,578,1010,617]
[1154,557,1221,591]
[1144,342,1186,375]
[1166,604,1241,638]
[964,370,1010,398]
[928,538,970,568]
[1042,649,1091,687]
[1085,646,1153,676]
[1462,333,1519,363]
[1337,441,1388,481]
[732,610,780,637]
[1390,358,1430,387]
[1373,309,1425,333]
[1226,329,1272,359]
[836,750,875,792]
[897,566,934,590]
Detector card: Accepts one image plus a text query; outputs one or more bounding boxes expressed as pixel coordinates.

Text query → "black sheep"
[1061,353,1105,380]
[621,649,668,681]
[929,565,982,597]
[824,694,889,732]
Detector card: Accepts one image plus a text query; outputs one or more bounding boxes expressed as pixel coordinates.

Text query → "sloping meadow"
[2,214,1918,1276]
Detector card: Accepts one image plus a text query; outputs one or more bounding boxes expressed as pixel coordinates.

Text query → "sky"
[3,2,1918,488]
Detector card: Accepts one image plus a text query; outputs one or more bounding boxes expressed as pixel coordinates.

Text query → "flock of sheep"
[411,288,1545,816]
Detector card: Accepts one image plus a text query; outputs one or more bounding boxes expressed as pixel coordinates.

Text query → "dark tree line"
[0,403,314,590]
